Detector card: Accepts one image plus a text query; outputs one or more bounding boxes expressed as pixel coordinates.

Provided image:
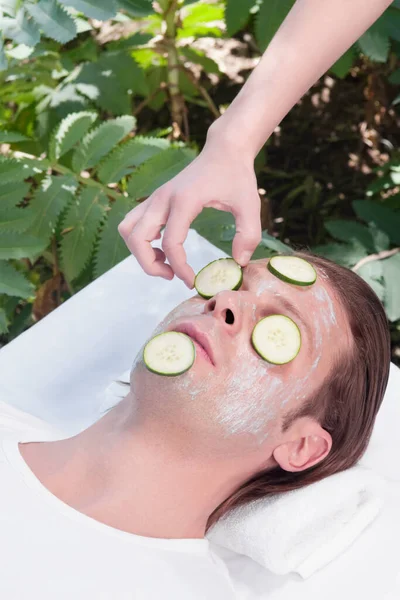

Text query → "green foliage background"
[0,0,399,363]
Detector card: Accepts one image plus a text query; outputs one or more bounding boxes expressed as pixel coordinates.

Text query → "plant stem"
[163,0,185,134]
[352,247,400,272]
[45,160,124,201]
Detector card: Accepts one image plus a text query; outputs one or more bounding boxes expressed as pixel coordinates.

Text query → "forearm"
[208,0,393,159]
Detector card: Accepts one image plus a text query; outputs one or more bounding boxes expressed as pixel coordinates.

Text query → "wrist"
[205,117,258,164]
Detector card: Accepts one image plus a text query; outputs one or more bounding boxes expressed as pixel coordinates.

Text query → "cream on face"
[133,259,348,449]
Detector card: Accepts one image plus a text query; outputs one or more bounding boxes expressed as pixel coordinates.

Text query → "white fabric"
[0,400,238,600]
[207,465,386,578]
[0,228,399,600]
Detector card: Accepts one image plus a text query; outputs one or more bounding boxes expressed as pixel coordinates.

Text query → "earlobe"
[272,430,332,473]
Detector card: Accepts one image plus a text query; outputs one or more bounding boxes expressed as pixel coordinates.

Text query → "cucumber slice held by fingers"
[252,315,301,365]
[195,258,243,299]
[268,256,317,287]
[143,331,195,376]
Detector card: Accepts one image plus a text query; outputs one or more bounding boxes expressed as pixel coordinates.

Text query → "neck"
[20,392,270,540]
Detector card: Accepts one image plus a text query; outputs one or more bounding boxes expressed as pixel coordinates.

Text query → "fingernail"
[238,251,252,265]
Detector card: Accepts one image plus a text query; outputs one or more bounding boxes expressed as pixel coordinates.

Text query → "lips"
[170,322,216,366]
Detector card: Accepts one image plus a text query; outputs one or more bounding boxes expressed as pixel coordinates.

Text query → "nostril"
[208,299,216,311]
[225,309,234,325]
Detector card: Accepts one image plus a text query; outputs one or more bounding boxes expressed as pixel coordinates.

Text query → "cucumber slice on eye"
[195,258,243,299]
[143,331,195,376]
[251,315,301,365]
[268,256,317,286]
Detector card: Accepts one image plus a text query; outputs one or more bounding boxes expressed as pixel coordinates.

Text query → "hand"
[117,134,262,289]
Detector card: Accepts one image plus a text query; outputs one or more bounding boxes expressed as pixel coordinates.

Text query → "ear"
[272,417,332,472]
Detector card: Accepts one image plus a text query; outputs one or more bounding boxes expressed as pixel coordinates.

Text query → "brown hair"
[205,251,391,533]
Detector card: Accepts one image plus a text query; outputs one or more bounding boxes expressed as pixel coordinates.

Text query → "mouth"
[169,322,216,367]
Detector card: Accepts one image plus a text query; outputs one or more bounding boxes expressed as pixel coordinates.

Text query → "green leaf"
[0,1,19,17]
[0,156,42,184]
[0,9,40,46]
[72,115,136,172]
[0,260,34,298]
[60,187,108,281]
[352,199,400,245]
[0,205,35,233]
[191,207,235,255]
[358,22,390,63]
[312,240,368,268]
[357,260,385,301]
[179,47,220,74]
[58,0,117,20]
[255,0,295,52]
[382,253,400,321]
[94,196,134,277]
[127,147,197,200]
[98,136,169,184]
[25,0,77,44]
[0,181,30,211]
[0,38,8,71]
[0,306,7,334]
[178,1,224,39]
[225,0,255,36]
[49,111,97,161]
[330,46,356,79]
[0,130,32,143]
[25,175,77,243]
[369,223,390,252]
[389,68,400,85]
[325,219,376,253]
[75,51,149,114]
[117,0,154,17]
[260,231,293,254]
[0,232,48,259]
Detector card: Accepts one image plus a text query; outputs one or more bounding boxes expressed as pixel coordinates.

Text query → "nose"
[204,290,244,336]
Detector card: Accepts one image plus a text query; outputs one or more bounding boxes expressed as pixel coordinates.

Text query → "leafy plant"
[0,111,197,334]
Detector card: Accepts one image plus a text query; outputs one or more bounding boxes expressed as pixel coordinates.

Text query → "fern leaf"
[0,205,35,233]
[127,147,197,200]
[0,181,30,211]
[98,136,170,184]
[0,156,42,184]
[225,0,255,37]
[49,111,97,161]
[0,260,34,299]
[255,0,295,52]
[117,0,154,17]
[25,175,77,243]
[0,9,40,46]
[58,0,117,20]
[72,116,136,173]
[60,187,108,281]
[94,196,134,278]
[0,232,48,260]
[25,0,77,44]
[358,23,390,63]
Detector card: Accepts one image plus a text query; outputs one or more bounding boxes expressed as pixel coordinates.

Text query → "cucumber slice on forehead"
[195,258,243,299]
[252,315,301,365]
[268,256,317,286]
[143,331,195,376]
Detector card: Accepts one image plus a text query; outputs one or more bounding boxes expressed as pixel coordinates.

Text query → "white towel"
[206,466,386,579]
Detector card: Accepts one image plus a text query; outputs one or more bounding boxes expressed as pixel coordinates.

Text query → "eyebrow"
[243,263,312,343]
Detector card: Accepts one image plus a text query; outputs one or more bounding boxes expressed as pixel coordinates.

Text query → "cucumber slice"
[195,258,243,299]
[143,331,195,376]
[268,256,317,287]
[251,315,301,365]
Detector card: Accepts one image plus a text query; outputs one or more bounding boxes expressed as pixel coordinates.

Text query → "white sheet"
[0,228,399,599]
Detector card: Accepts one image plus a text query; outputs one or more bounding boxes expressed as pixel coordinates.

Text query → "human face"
[131,258,352,449]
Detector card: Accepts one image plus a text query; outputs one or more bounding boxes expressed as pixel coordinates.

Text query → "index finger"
[161,201,201,288]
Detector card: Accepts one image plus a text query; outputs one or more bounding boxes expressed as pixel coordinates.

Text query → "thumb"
[231,195,262,267]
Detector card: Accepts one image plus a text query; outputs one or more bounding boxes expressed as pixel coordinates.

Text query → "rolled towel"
[206,465,386,579]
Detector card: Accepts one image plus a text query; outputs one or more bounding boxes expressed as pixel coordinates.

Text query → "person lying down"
[0,252,390,600]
